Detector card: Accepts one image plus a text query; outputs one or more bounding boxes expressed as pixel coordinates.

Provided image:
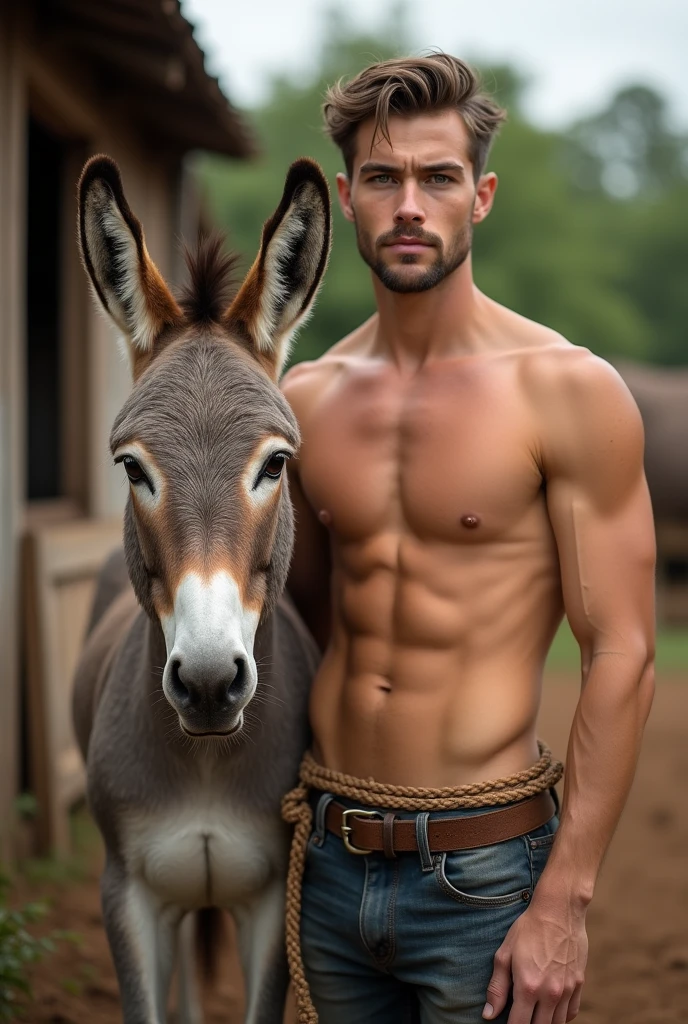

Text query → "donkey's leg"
[102,858,180,1023]
[175,913,204,1024]
[233,878,289,1024]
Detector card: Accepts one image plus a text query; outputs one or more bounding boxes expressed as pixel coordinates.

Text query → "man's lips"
[385,238,433,254]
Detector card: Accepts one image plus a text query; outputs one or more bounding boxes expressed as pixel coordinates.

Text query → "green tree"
[563,85,688,199]
[561,85,688,363]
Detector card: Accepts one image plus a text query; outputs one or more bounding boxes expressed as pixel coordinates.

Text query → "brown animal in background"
[616,360,688,522]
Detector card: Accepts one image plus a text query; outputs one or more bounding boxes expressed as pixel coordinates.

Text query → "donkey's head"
[78,155,330,738]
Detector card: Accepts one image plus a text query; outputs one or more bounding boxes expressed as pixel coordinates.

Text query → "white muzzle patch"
[160,571,260,718]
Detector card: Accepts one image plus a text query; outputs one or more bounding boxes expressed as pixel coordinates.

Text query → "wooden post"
[0,7,26,861]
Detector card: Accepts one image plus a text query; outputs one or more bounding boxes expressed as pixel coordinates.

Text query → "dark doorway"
[25,117,65,501]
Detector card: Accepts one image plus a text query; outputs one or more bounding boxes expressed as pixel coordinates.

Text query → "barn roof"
[37,0,255,158]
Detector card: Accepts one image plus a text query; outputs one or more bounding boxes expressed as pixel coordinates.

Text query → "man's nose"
[394,182,425,225]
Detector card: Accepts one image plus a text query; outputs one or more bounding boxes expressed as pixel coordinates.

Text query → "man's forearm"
[535,648,655,906]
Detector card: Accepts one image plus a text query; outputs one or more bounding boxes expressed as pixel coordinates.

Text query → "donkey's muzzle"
[166,656,250,733]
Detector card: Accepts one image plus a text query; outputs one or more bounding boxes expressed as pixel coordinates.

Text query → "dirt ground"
[15,673,688,1023]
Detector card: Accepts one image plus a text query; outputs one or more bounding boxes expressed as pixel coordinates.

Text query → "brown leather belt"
[325,790,556,856]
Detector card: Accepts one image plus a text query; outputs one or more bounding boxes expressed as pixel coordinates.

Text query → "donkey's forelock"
[179,234,240,327]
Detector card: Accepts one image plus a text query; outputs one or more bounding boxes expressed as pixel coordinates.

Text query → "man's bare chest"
[298,366,545,545]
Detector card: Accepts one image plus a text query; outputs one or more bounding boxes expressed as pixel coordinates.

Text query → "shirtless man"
[281,55,655,1024]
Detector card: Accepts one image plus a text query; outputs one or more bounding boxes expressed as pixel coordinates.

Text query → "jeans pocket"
[434,838,533,909]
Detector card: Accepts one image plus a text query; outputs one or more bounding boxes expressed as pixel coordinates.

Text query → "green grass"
[545,620,688,674]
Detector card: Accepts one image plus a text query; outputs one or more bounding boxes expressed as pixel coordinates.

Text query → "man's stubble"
[353,210,474,294]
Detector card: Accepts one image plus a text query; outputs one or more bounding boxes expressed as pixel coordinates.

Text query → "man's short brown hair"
[323,54,506,181]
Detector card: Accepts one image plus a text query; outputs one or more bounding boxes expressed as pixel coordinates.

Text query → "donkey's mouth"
[180,717,243,739]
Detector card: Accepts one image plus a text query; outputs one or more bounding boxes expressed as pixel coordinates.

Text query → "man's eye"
[429,174,450,184]
[263,453,287,480]
[123,456,145,483]
[373,174,392,184]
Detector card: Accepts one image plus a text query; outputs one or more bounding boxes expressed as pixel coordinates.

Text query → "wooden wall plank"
[23,519,122,854]
[0,6,27,861]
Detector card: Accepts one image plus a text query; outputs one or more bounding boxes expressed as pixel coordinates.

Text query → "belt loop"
[313,793,333,845]
[415,812,433,872]
[382,812,397,859]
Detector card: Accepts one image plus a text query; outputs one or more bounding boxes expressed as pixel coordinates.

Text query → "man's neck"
[371,255,486,368]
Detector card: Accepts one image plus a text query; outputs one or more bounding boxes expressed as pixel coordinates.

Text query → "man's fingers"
[565,983,584,1021]
[505,983,537,1024]
[484,948,512,1019]
[552,992,575,1024]
[528,981,579,1024]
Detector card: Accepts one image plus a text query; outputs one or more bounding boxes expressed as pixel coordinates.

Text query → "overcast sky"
[181,0,688,130]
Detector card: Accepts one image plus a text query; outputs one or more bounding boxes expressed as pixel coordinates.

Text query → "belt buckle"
[340,808,381,855]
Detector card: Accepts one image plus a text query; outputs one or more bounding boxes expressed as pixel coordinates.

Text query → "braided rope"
[281,742,563,1023]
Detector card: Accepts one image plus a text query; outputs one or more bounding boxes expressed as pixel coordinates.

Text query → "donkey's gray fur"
[72,156,329,1024]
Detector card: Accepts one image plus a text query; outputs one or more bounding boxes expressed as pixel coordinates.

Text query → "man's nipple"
[460,512,481,529]
[318,509,332,526]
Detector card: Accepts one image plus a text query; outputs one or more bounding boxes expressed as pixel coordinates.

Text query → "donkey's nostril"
[168,659,192,707]
[231,657,246,690]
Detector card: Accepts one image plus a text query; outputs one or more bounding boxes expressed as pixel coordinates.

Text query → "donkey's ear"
[78,155,182,375]
[226,158,331,378]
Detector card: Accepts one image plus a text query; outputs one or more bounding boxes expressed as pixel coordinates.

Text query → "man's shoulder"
[281,318,375,417]
[517,335,638,420]
[279,351,342,419]
[514,335,644,474]
[494,303,615,390]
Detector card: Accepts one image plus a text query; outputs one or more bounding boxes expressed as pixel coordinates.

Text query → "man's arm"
[281,365,332,652]
[485,352,656,1024]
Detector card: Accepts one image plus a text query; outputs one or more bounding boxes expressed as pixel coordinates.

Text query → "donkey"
[72,154,330,1024]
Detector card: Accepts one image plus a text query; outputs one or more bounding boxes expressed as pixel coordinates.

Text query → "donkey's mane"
[179,233,240,325]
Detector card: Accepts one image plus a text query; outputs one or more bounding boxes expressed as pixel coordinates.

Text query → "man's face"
[337,110,496,294]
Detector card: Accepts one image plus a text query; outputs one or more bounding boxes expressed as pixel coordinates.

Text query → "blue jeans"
[301,792,559,1024]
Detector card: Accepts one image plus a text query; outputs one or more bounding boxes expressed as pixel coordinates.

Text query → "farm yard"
[2,3,688,1024]
[11,629,688,1023]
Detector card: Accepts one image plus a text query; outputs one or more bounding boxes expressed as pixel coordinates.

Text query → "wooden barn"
[0,0,253,857]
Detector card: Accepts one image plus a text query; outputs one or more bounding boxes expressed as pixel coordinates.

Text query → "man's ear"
[472,171,498,225]
[226,158,331,379]
[78,155,182,377]
[336,172,355,223]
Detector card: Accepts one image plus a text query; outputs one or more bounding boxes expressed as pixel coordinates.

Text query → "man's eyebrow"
[358,161,403,175]
[421,161,465,175]
[357,160,466,176]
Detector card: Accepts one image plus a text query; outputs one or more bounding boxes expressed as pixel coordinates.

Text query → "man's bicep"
[547,477,655,660]
[543,365,655,660]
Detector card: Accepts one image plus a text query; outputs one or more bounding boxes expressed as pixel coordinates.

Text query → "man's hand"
[483,896,588,1024]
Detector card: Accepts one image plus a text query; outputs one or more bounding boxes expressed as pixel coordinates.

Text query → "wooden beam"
[47,0,170,52]
[0,5,27,861]
[25,48,100,139]
[36,0,255,157]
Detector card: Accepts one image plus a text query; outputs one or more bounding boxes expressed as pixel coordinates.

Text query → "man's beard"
[354,219,473,294]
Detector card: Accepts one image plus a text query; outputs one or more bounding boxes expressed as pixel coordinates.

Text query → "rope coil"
[282,742,563,1023]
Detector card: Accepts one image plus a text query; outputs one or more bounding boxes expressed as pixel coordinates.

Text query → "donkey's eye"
[114,453,155,495]
[263,453,287,480]
[122,456,145,483]
[252,449,292,490]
